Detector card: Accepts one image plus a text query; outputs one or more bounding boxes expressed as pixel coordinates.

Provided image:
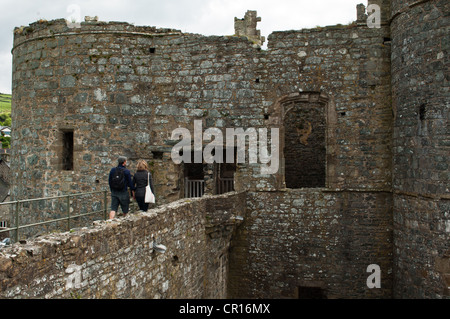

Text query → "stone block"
[60,75,76,88]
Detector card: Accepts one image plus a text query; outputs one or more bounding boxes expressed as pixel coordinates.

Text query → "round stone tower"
[390,0,449,298]
[10,18,184,229]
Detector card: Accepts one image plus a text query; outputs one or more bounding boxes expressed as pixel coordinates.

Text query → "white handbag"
[144,172,155,203]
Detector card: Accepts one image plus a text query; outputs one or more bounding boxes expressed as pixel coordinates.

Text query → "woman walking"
[132,160,155,212]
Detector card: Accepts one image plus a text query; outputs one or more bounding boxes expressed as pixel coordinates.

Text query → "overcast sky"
[0,0,362,94]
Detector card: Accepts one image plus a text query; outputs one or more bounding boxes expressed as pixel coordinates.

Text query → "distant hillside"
[0,94,11,114]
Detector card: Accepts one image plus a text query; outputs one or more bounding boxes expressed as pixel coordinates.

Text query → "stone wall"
[0,159,11,186]
[234,10,265,47]
[0,192,246,299]
[390,0,450,298]
[393,195,449,298]
[0,189,394,300]
[228,190,393,299]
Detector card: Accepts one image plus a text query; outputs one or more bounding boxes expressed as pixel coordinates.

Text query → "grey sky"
[0,0,361,94]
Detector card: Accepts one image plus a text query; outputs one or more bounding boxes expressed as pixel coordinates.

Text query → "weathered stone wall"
[11,20,188,206]
[0,191,246,299]
[393,195,449,298]
[390,0,449,298]
[228,190,393,299]
[234,10,265,47]
[224,19,394,298]
[0,159,11,186]
[248,23,392,192]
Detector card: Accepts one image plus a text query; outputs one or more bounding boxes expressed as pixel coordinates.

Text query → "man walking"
[109,156,134,219]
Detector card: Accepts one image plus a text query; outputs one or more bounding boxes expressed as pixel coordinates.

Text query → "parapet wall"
[0,191,246,299]
[0,189,394,299]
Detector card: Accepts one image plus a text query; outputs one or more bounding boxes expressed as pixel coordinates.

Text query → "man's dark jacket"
[109,164,134,192]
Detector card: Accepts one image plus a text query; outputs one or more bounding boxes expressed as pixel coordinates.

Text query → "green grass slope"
[0,93,11,114]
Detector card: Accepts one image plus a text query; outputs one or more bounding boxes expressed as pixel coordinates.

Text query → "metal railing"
[217,177,234,195]
[0,190,108,243]
[185,178,205,198]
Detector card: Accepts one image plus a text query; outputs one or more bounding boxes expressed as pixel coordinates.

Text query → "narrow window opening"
[255,78,260,83]
[419,104,426,121]
[152,151,164,160]
[62,130,74,171]
[149,48,156,54]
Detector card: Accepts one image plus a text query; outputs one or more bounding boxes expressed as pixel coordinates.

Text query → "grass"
[0,93,11,114]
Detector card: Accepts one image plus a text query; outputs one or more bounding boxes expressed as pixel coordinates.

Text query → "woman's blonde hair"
[136,160,148,171]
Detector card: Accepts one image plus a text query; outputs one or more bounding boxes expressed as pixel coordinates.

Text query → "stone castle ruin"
[0,0,448,298]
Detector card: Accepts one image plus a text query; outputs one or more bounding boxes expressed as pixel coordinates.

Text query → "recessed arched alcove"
[268,92,337,189]
[284,98,325,188]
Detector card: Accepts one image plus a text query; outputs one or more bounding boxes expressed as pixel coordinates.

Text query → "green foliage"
[0,136,10,149]
[0,94,12,149]
[0,113,11,126]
